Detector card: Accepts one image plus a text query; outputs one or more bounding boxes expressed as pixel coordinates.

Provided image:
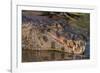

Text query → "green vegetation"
[76,13,90,28]
[44,12,89,28]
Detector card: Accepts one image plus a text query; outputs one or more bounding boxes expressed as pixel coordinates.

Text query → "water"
[22,49,89,62]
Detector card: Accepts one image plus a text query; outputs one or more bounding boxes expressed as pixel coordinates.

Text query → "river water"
[22,49,89,62]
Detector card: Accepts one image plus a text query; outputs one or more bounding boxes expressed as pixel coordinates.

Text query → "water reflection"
[22,49,89,62]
